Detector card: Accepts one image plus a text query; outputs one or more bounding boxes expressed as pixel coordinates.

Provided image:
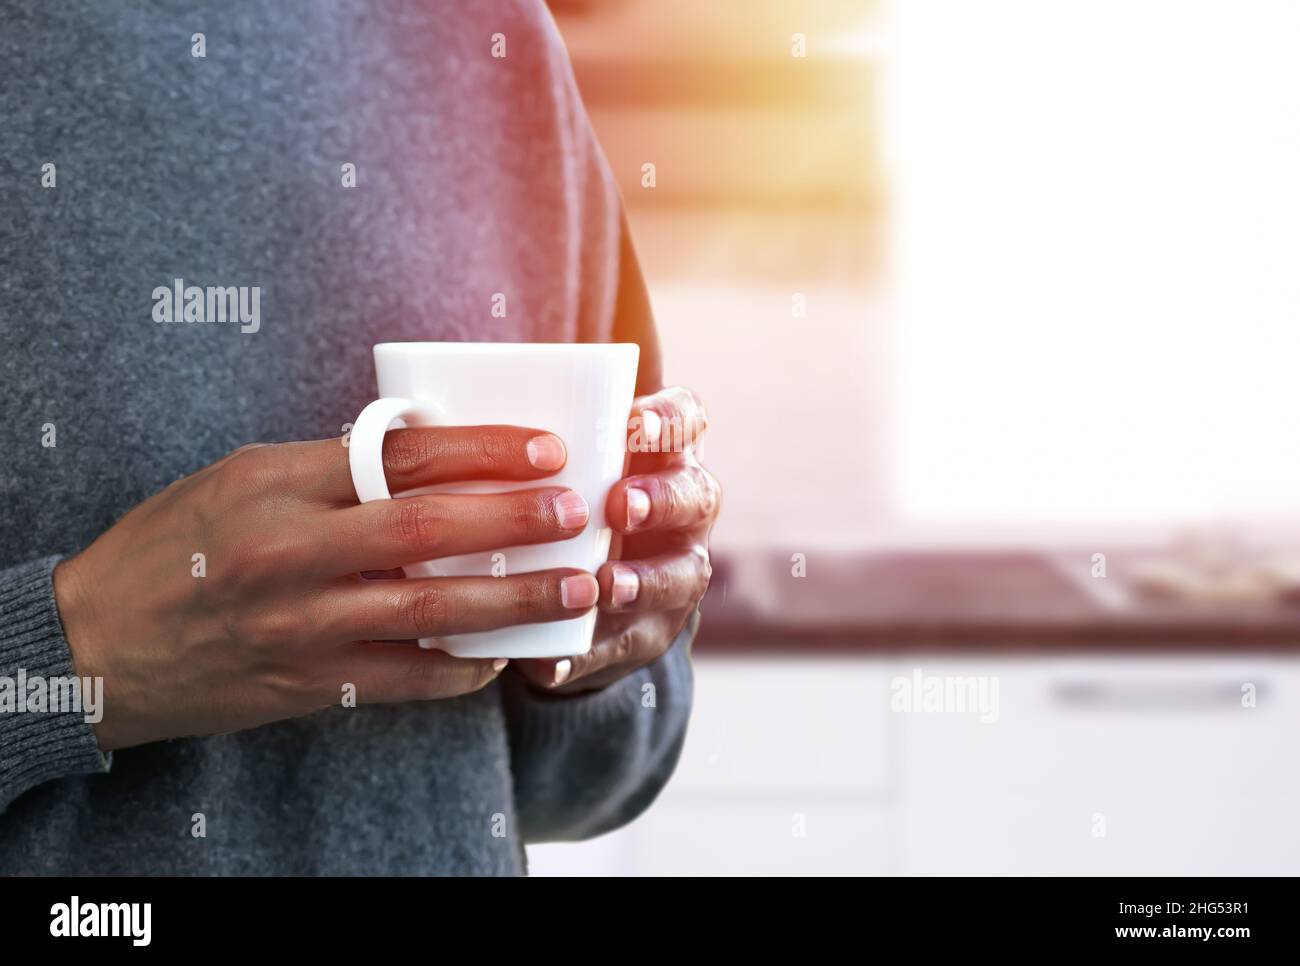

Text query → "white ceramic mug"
[349,342,639,658]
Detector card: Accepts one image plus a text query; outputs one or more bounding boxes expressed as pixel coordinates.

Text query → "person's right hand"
[53,428,599,751]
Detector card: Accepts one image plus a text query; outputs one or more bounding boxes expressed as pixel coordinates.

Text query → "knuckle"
[387,499,442,554]
[566,651,597,680]
[512,576,554,623]
[273,660,331,707]
[474,431,516,471]
[471,660,500,691]
[689,390,709,434]
[273,531,313,572]
[208,449,258,501]
[613,625,639,664]
[414,656,487,700]
[641,565,670,605]
[690,465,721,520]
[655,478,682,523]
[232,531,311,587]
[383,430,437,481]
[411,658,455,700]
[232,534,274,576]
[658,412,685,454]
[223,535,273,588]
[666,389,699,443]
[404,585,450,635]
[231,442,268,459]
[231,443,278,483]
[238,607,301,649]
[258,666,311,709]
[693,547,714,597]
[512,490,554,532]
[208,444,291,506]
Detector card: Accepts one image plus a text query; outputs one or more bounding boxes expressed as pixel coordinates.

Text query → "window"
[887,0,1300,528]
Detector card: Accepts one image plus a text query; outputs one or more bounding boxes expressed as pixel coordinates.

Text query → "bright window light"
[886,0,1300,526]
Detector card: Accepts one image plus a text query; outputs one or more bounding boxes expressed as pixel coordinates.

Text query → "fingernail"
[641,410,662,452]
[560,574,598,609]
[553,659,572,686]
[492,658,509,672]
[611,564,640,606]
[553,491,590,530]
[626,487,651,529]
[526,434,566,471]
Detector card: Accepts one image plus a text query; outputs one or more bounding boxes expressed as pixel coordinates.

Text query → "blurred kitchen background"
[532,0,1300,874]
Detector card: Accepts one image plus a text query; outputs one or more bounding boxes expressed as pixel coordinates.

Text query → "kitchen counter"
[694,549,1300,652]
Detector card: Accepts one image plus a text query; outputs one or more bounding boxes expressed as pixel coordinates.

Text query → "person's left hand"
[512,387,719,693]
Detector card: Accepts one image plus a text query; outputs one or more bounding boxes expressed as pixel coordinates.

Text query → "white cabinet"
[528,656,895,876]
[667,657,894,793]
[528,653,1300,876]
[895,655,1300,875]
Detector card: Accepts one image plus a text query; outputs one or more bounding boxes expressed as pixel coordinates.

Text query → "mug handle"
[348,397,446,502]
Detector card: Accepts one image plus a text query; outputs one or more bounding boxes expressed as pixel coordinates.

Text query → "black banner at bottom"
[0,875,1276,951]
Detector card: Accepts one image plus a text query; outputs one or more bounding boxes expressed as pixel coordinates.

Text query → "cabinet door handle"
[1050,680,1264,710]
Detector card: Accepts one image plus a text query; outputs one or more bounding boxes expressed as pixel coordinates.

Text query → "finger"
[331,642,508,704]
[596,549,712,613]
[607,461,721,534]
[320,570,600,641]
[319,487,589,574]
[628,387,708,456]
[311,426,569,503]
[512,610,678,692]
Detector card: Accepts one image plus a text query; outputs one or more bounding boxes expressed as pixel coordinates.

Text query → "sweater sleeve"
[0,556,111,813]
[500,610,696,843]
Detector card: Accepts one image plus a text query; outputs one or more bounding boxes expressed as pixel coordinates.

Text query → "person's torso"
[0,0,616,874]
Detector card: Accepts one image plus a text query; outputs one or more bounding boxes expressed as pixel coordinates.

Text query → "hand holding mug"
[513,386,720,693]
[55,426,598,751]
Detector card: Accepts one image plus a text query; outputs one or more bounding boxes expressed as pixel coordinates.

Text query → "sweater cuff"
[500,609,698,756]
[0,556,111,811]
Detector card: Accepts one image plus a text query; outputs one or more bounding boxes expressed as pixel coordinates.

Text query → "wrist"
[52,555,116,750]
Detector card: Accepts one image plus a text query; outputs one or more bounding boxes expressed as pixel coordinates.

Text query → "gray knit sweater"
[0,0,693,874]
